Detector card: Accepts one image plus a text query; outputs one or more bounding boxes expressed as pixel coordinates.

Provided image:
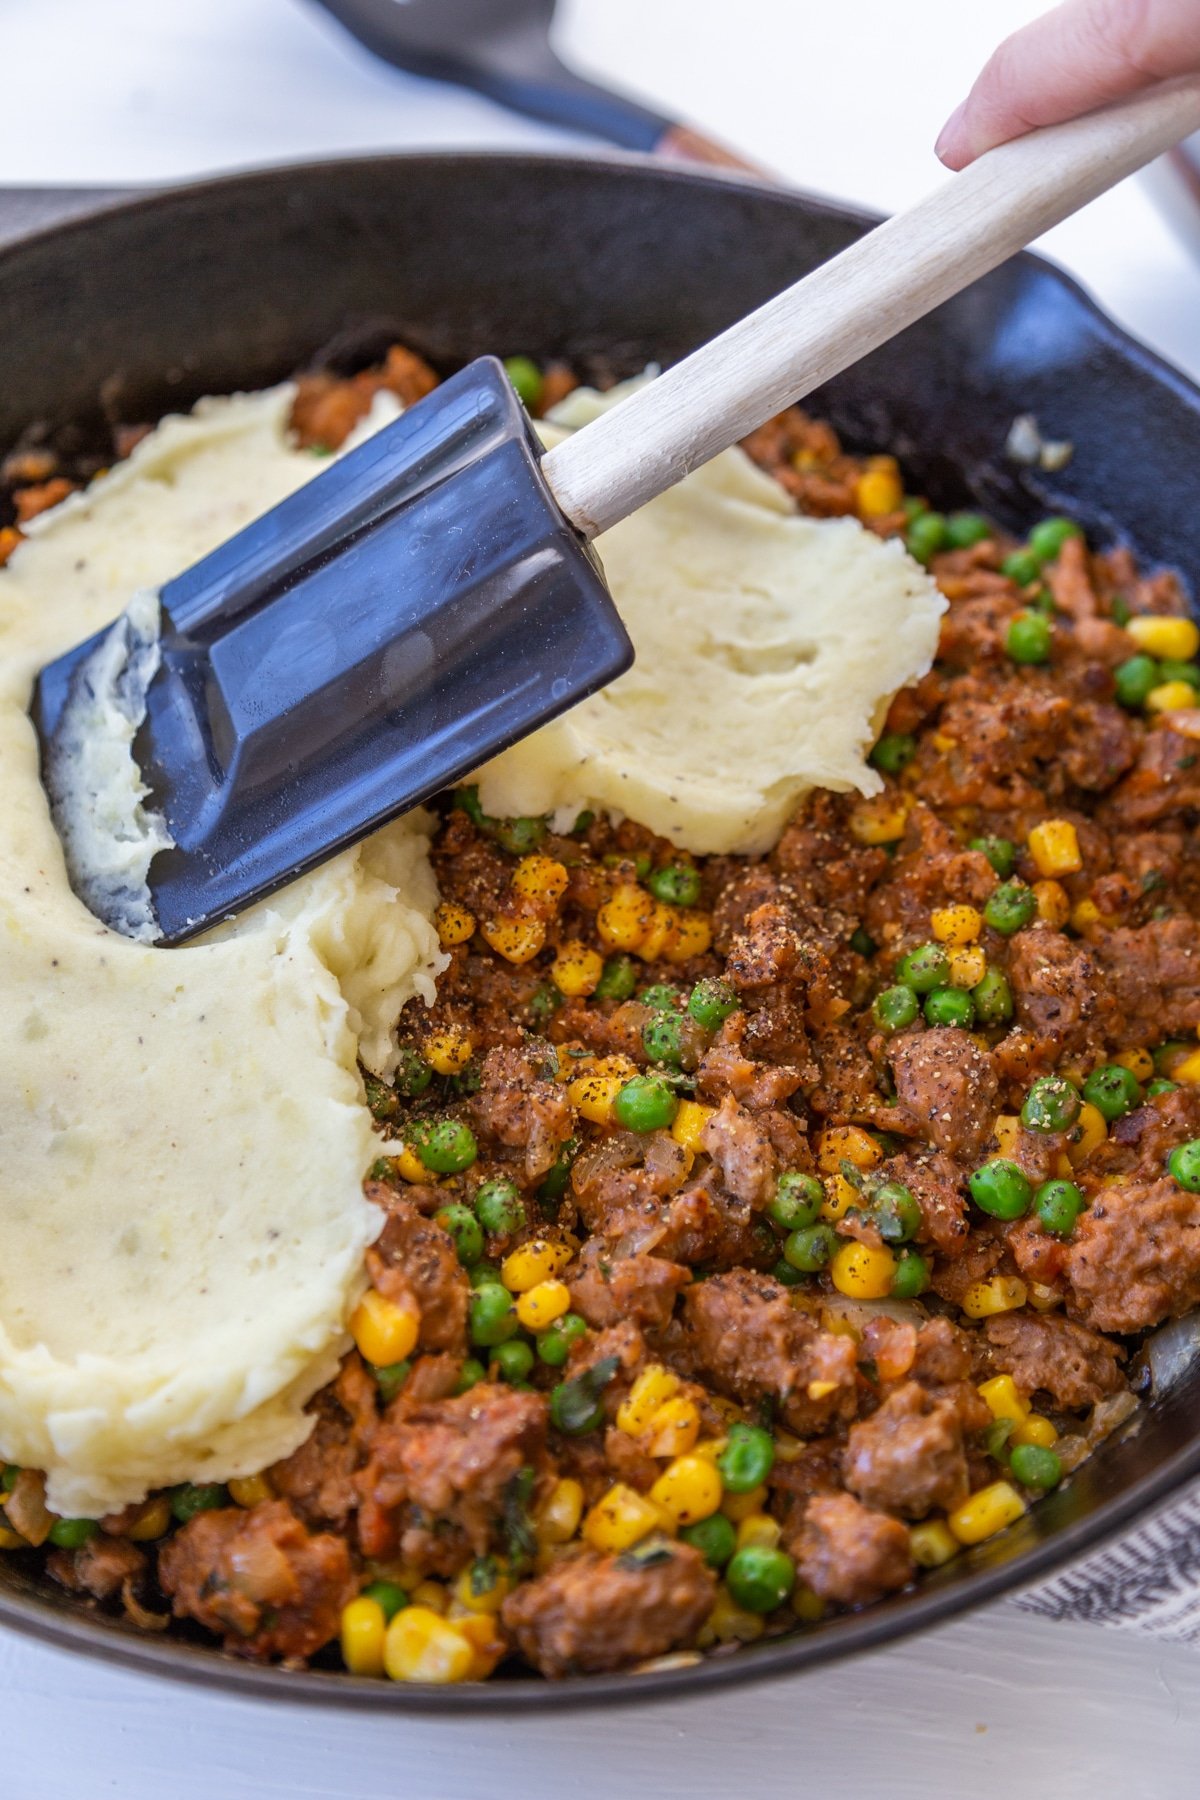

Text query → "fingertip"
[934,102,971,170]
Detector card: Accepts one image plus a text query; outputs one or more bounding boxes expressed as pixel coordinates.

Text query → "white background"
[2,1,1200,1793]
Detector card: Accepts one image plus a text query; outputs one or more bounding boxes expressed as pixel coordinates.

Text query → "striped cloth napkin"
[1016,1488,1200,1644]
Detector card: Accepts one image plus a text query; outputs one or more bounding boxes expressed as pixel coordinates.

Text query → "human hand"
[936,0,1200,169]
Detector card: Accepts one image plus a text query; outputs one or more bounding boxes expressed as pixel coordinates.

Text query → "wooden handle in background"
[543,76,1200,540]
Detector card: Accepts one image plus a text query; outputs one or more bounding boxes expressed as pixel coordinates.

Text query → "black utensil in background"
[305,0,762,170]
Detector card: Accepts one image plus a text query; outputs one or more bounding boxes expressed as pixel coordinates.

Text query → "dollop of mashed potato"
[0,388,444,1515]
[474,379,945,852]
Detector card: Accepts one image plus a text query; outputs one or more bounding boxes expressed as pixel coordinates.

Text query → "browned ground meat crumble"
[6,343,1199,1684]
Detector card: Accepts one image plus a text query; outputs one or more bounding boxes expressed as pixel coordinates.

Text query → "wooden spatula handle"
[542,76,1200,541]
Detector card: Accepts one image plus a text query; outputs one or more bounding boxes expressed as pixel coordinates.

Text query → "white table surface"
[3,1,1200,1793]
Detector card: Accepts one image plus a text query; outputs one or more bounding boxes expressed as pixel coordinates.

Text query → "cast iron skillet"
[1,153,1200,1711]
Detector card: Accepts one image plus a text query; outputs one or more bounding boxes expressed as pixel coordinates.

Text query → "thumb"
[936,0,1200,169]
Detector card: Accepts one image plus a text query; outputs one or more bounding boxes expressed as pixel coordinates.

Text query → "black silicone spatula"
[32,78,1200,945]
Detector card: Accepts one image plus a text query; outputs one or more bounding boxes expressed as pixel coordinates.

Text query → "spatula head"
[33,359,632,944]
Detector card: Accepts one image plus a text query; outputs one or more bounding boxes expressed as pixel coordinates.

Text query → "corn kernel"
[848,794,911,846]
[722,1483,768,1522]
[393,1142,429,1185]
[567,1070,624,1125]
[991,1114,1022,1157]
[454,1611,507,1680]
[1012,1414,1059,1450]
[596,883,653,953]
[1126,615,1200,662]
[931,904,982,946]
[855,463,904,519]
[651,1454,723,1526]
[617,1364,681,1435]
[1147,680,1199,714]
[126,1496,173,1541]
[691,1435,729,1465]
[645,1396,701,1459]
[384,1607,473,1683]
[550,939,604,998]
[582,1483,665,1553]
[350,1288,421,1366]
[341,1596,387,1676]
[948,945,988,988]
[1114,1047,1155,1082]
[664,909,713,964]
[819,1172,859,1222]
[501,1238,570,1293]
[961,1276,1027,1319]
[703,1586,766,1644]
[736,1513,782,1551]
[424,1030,475,1076]
[1067,1100,1108,1165]
[452,1558,510,1615]
[671,1099,715,1154]
[0,1525,25,1551]
[411,1579,448,1614]
[1173,1047,1200,1085]
[511,854,569,903]
[807,1379,839,1401]
[536,1478,585,1545]
[433,901,476,947]
[909,1520,960,1568]
[816,1126,882,1174]
[227,1474,274,1509]
[977,1374,1028,1426]
[791,1583,825,1622]
[931,731,957,753]
[948,1480,1026,1546]
[1028,819,1082,879]
[1033,880,1071,928]
[830,1240,897,1300]
[480,915,546,964]
[1027,1281,1063,1313]
[516,1279,571,1332]
[638,901,679,962]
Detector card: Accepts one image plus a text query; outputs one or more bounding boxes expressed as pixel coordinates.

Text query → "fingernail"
[935,102,967,168]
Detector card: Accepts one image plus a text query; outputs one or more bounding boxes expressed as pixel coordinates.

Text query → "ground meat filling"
[13,346,1200,1684]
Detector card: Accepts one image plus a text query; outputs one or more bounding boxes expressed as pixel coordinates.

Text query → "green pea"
[784,1223,837,1272]
[549,1355,619,1435]
[612,1076,678,1133]
[944,511,992,548]
[1113,654,1162,709]
[171,1483,228,1523]
[1168,1140,1200,1193]
[594,955,638,1002]
[362,1579,407,1622]
[571,809,596,835]
[363,1075,400,1126]
[850,926,877,958]
[872,1180,921,1244]
[455,1357,487,1393]
[412,1118,478,1174]
[969,836,1017,878]
[639,983,684,1013]
[923,985,975,1029]
[1009,1443,1063,1491]
[642,1012,689,1068]
[905,511,947,565]
[1146,1078,1179,1098]
[492,1339,535,1382]
[393,1046,433,1098]
[891,1248,929,1298]
[436,1202,484,1266]
[469,1283,519,1348]
[895,943,951,993]
[904,496,929,522]
[726,1545,795,1613]
[1006,610,1053,664]
[772,1258,808,1288]
[467,1259,500,1288]
[646,864,701,907]
[972,968,1014,1025]
[1159,660,1200,689]
[688,977,738,1032]
[1002,550,1043,588]
[1035,1178,1085,1236]
[538,1139,577,1205]
[0,1464,18,1493]
[1082,1064,1143,1123]
[537,1312,588,1366]
[719,1423,776,1493]
[528,984,563,1027]
[1028,517,1082,563]
[493,815,546,856]
[1029,586,1056,616]
[870,732,917,775]
[873,985,920,1033]
[47,1518,100,1550]
[452,785,487,827]
[503,355,543,410]
[1021,1075,1082,1134]
[373,1360,411,1403]
[768,1172,824,1231]
[984,880,1037,936]
[680,1512,737,1569]
[968,1158,1033,1220]
[474,1177,526,1237]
